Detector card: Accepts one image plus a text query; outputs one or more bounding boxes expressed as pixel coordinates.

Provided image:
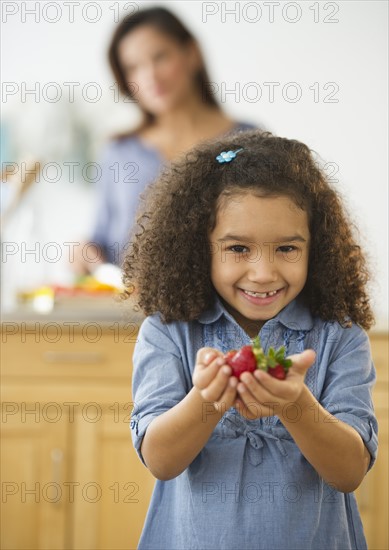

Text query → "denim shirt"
[131,297,378,550]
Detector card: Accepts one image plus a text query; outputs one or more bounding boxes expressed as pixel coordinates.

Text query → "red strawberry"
[267,364,287,380]
[224,345,257,379]
[223,337,292,381]
[224,350,237,363]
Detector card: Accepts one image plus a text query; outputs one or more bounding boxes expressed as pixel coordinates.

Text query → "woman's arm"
[140,349,237,480]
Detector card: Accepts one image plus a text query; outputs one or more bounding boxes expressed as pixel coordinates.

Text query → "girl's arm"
[237,350,371,493]
[279,382,371,493]
[140,348,237,480]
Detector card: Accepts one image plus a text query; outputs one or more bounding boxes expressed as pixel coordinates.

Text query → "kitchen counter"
[1,301,387,333]
[0,296,145,327]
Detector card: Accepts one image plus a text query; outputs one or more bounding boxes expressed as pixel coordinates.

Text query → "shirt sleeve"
[89,143,116,259]
[319,324,378,471]
[130,315,191,466]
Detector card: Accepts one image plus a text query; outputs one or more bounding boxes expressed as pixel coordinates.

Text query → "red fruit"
[268,364,287,380]
[223,337,291,381]
[224,346,257,379]
[224,350,237,363]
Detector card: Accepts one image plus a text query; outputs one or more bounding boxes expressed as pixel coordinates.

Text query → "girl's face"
[209,193,310,336]
[117,25,201,115]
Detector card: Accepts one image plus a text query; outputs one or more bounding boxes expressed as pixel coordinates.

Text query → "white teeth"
[244,289,277,298]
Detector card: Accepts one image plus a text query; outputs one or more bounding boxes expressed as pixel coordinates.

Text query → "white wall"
[1,1,388,327]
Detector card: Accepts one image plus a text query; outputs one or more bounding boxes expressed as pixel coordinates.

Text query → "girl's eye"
[277,245,298,253]
[228,245,248,254]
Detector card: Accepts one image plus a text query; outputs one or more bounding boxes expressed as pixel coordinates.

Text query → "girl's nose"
[246,257,278,283]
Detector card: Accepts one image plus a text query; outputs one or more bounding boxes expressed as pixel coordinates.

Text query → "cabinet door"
[355,333,389,549]
[71,406,155,550]
[1,410,69,550]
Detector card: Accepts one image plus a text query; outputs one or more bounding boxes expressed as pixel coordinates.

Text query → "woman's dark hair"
[108,6,219,125]
[123,130,374,329]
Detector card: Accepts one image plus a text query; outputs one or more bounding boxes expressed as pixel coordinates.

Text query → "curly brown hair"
[122,130,374,329]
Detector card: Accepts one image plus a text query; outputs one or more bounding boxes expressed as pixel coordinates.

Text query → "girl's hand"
[235,349,316,420]
[192,348,238,412]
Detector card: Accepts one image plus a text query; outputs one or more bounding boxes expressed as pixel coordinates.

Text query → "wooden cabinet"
[1,324,388,549]
[1,410,69,549]
[1,322,155,550]
[355,332,389,549]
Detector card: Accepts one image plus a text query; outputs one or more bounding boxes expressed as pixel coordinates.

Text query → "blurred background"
[1,0,388,324]
[1,2,388,549]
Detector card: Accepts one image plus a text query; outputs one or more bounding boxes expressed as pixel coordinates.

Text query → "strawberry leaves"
[224,336,292,380]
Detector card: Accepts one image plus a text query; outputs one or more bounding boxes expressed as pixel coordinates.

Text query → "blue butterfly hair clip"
[216,148,243,164]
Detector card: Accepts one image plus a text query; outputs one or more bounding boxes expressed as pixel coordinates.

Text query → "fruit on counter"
[224,336,292,380]
[73,275,119,292]
[17,286,55,313]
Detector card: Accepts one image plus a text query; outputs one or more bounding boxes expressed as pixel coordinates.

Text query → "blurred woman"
[79,6,254,272]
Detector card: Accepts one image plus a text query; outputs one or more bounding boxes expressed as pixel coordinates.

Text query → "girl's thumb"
[288,349,316,375]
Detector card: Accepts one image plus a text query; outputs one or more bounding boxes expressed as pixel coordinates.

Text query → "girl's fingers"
[248,349,315,400]
[252,370,292,399]
[287,349,316,375]
[193,357,220,389]
[193,348,225,389]
[200,362,234,402]
[193,357,227,390]
[239,372,277,402]
[195,347,219,369]
[213,376,238,413]
[237,380,280,417]
[193,347,236,403]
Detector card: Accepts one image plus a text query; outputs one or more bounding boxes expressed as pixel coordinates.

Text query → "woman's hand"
[192,348,238,413]
[235,349,316,420]
[70,241,105,276]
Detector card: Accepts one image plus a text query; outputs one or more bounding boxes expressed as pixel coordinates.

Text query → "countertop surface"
[1,296,145,327]
[1,301,387,334]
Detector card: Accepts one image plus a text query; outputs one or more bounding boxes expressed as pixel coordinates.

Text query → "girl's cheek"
[220,263,241,278]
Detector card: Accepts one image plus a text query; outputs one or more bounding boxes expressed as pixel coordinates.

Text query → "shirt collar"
[197,294,314,332]
[275,297,314,331]
[197,296,225,325]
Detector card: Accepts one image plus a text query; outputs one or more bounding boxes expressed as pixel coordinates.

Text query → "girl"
[124,130,378,550]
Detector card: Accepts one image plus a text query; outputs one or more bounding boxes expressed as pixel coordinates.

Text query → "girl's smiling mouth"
[239,287,284,304]
[243,289,279,298]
